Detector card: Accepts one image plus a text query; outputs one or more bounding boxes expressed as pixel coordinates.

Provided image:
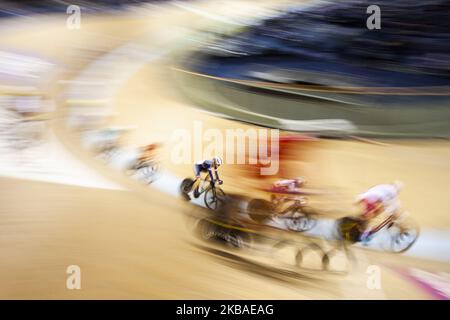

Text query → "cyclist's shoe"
[193,188,201,199]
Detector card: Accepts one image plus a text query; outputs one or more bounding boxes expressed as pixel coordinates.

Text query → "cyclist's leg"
[192,164,204,191]
[198,170,211,192]
[359,206,383,243]
[193,170,210,198]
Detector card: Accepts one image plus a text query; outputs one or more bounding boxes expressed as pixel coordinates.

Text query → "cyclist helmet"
[295,176,306,186]
[212,156,223,167]
[393,180,404,192]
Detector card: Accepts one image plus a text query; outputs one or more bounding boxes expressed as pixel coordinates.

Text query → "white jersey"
[358,184,400,214]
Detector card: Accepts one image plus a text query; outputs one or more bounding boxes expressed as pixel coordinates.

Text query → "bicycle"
[337,211,419,253]
[131,158,160,184]
[247,196,317,232]
[180,174,226,211]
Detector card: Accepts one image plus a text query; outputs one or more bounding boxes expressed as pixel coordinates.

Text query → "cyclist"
[192,156,223,198]
[136,143,160,168]
[272,177,306,193]
[356,181,404,242]
[270,177,306,205]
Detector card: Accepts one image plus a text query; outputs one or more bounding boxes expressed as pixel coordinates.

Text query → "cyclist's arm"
[208,168,215,182]
[214,168,220,181]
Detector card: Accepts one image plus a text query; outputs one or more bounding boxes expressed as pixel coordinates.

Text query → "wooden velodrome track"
[0,0,449,299]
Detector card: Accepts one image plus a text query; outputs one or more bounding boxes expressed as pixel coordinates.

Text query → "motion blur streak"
[0,0,449,299]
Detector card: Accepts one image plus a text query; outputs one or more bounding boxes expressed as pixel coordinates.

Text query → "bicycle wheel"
[225,230,251,248]
[196,218,217,241]
[389,220,420,253]
[283,206,316,232]
[247,199,274,223]
[140,163,159,184]
[337,217,363,244]
[285,215,316,232]
[180,178,194,201]
[204,186,226,211]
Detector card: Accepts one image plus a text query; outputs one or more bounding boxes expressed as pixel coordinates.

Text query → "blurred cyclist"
[192,156,223,198]
[356,181,404,242]
[270,177,306,204]
[272,177,306,193]
[137,143,160,167]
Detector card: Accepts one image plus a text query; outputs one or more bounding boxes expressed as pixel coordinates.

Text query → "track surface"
[0,1,449,299]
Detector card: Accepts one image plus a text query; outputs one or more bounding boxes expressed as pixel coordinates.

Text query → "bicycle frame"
[196,174,217,196]
[368,214,395,236]
[272,197,307,217]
